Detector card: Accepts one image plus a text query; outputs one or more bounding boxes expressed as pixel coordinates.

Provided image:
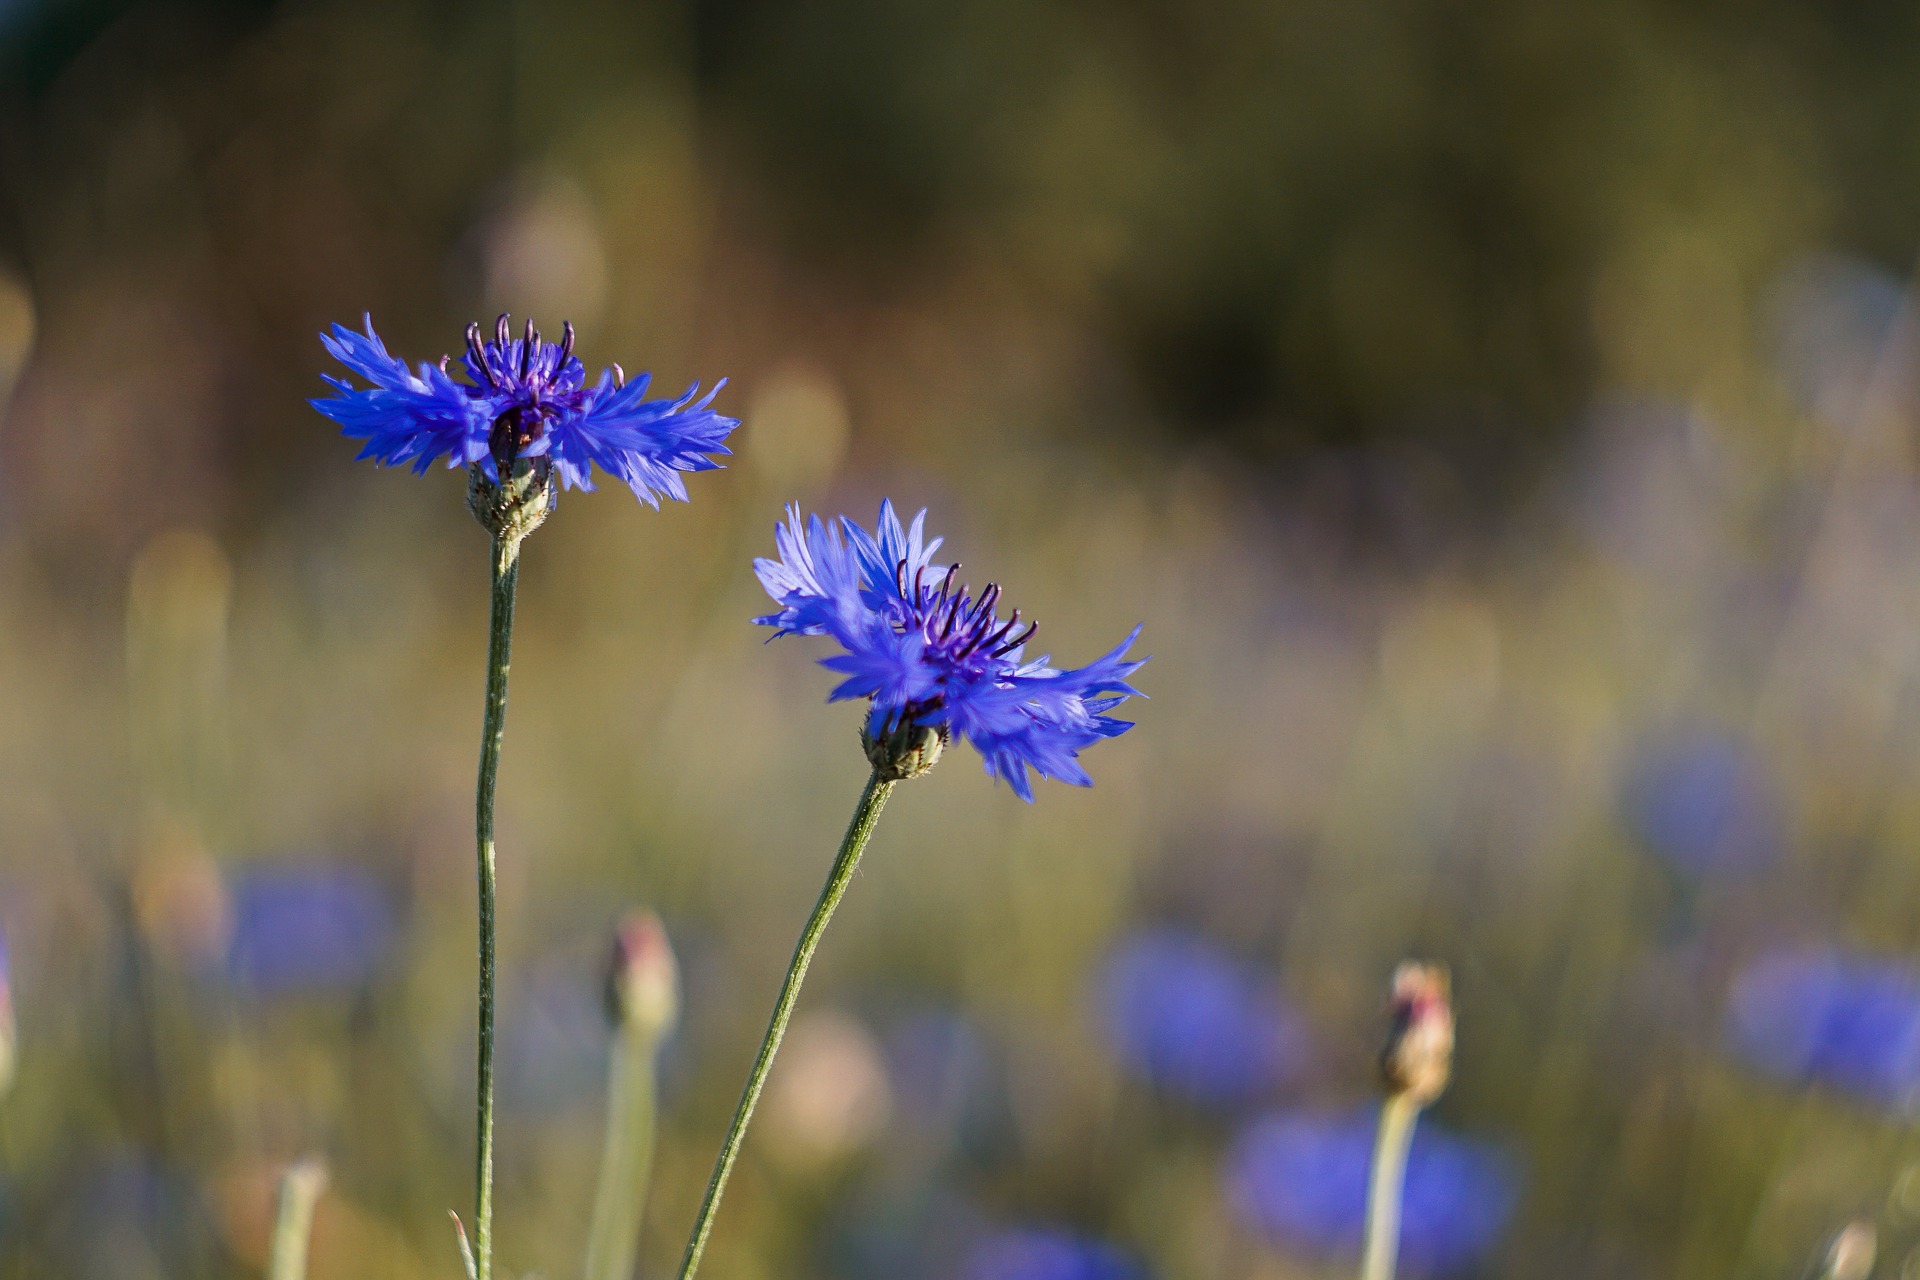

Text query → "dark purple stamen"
[939,588,969,640]
[952,607,1005,659]
[466,324,495,388]
[896,559,1041,662]
[991,621,1038,656]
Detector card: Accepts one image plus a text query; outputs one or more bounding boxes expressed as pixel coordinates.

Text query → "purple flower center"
[897,558,1040,665]
[451,314,609,470]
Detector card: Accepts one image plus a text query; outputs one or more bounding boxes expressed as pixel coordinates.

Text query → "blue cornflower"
[1096,928,1310,1108]
[754,500,1146,799]
[1623,728,1784,877]
[312,313,738,507]
[1725,946,1920,1112]
[1226,1108,1518,1277]
[961,1227,1146,1280]
[226,863,397,997]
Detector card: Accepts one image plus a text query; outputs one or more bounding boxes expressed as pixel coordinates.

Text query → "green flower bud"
[861,717,947,782]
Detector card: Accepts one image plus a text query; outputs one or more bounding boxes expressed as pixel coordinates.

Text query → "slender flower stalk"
[584,913,681,1280]
[1361,963,1454,1280]
[267,1157,329,1280]
[470,527,521,1280]
[675,772,895,1280]
[313,314,737,1280]
[1360,1093,1420,1280]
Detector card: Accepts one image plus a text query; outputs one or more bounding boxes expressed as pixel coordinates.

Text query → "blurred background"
[4,1,1920,1277]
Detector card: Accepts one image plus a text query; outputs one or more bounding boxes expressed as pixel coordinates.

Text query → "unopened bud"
[861,716,947,782]
[1380,961,1452,1106]
[604,911,679,1039]
[1818,1221,1874,1280]
[467,459,556,545]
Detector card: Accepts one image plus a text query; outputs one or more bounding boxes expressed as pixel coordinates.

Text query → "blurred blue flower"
[886,1009,992,1137]
[1623,729,1783,876]
[227,863,396,997]
[961,1227,1146,1280]
[1097,928,1309,1108]
[1226,1108,1518,1276]
[1725,946,1920,1111]
[313,314,737,507]
[754,500,1147,799]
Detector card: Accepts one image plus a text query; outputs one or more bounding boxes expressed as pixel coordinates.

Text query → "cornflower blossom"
[1724,946,1920,1112]
[1226,1108,1518,1277]
[754,500,1146,798]
[226,864,396,997]
[1623,729,1783,877]
[1097,928,1310,1108]
[312,313,738,507]
[961,1228,1146,1280]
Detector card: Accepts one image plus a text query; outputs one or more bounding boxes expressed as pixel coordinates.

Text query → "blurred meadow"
[7,1,1920,1277]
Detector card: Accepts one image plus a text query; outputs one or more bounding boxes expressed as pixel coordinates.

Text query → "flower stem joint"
[862,712,948,781]
[467,458,556,545]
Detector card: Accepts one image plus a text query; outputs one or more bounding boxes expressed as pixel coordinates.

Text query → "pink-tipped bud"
[1381,961,1453,1106]
[604,911,679,1039]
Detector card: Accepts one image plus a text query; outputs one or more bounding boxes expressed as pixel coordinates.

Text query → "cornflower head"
[754,500,1147,797]
[313,313,738,536]
[1724,945,1920,1112]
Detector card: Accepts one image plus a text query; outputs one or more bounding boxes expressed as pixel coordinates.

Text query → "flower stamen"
[466,324,497,389]
[991,621,1038,657]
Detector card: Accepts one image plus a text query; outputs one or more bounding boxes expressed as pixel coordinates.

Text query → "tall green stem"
[673,770,896,1280]
[1360,1092,1421,1280]
[474,532,522,1280]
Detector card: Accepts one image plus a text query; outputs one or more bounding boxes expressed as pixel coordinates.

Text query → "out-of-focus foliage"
[4,1,1920,1279]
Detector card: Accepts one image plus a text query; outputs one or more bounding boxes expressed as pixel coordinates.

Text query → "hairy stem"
[474,533,521,1280]
[673,771,895,1280]
[1360,1092,1421,1280]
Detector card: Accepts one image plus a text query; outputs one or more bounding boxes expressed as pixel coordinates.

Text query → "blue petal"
[558,373,739,505]
[312,316,490,473]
